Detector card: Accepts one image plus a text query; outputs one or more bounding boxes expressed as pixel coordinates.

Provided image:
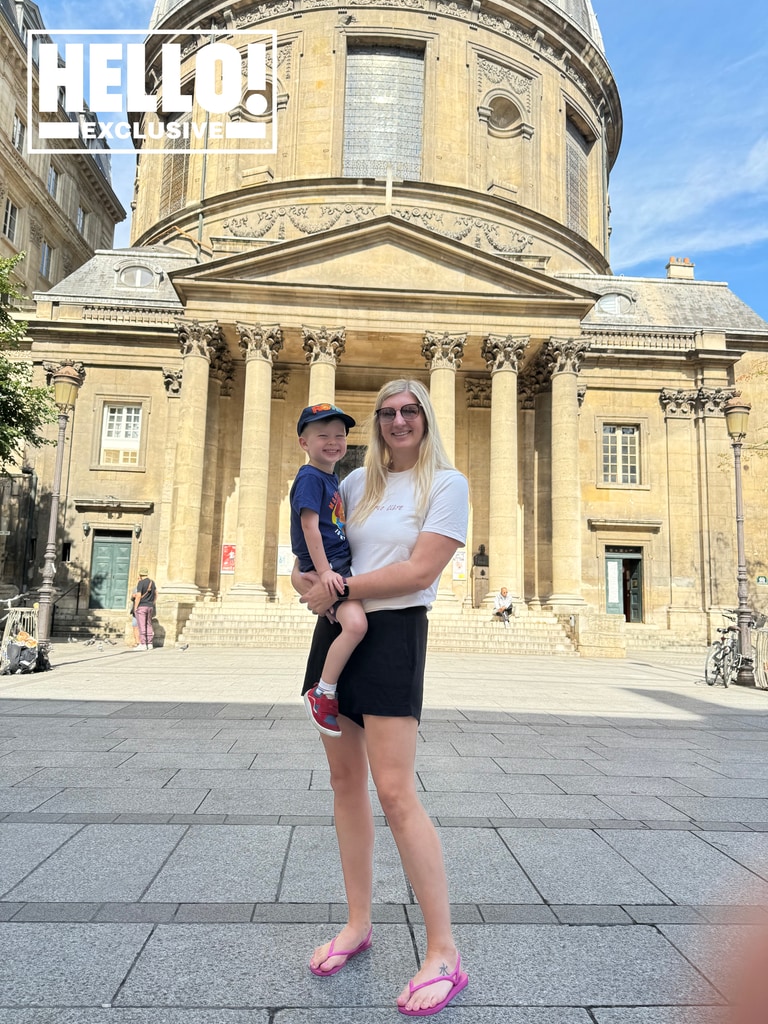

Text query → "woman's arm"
[300,531,461,614]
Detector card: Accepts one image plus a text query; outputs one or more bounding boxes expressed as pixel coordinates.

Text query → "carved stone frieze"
[272,370,290,400]
[236,322,284,364]
[543,337,590,375]
[577,385,587,408]
[396,208,533,256]
[477,58,532,113]
[162,367,183,397]
[176,319,223,360]
[42,358,86,388]
[236,1,293,27]
[464,377,491,409]
[210,344,235,390]
[659,388,698,418]
[223,204,377,241]
[481,334,529,373]
[302,325,346,365]
[422,331,466,370]
[28,217,43,246]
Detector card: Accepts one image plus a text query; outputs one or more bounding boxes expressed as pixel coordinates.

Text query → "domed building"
[19,0,768,654]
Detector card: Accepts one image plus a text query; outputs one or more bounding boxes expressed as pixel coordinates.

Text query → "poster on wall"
[221,544,236,574]
[452,548,467,581]
[277,545,295,576]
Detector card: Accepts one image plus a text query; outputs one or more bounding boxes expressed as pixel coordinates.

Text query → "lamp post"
[36,363,84,651]
[723,396,755,687]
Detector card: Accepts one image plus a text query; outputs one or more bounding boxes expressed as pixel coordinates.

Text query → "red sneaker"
[304,686,341,737]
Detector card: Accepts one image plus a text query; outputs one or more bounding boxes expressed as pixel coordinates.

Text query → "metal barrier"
[753,628,768,690]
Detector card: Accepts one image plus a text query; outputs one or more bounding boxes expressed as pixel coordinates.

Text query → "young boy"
[290,403,367,737]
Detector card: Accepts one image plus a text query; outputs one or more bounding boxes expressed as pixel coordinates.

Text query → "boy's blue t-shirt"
[289,464,352,573]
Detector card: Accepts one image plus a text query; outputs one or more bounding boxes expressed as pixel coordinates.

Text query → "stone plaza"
[1,643,768,1021]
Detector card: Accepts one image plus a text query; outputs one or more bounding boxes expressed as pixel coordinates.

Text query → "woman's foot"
[309,924,372,976]
[397,950,466,1015]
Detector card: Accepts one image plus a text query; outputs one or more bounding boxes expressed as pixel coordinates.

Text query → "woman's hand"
[300,578,337,615]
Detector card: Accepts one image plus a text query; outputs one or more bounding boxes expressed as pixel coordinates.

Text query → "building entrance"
[89,532,132,609]
[605,546,643,622]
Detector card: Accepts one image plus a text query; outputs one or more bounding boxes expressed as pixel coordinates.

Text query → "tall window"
[602,425,639,485]
[159,120,189,219]
[565,117,590,236]
[47,165,59,199]
[2,199,18,244]
[12,114,26,152]
[39,240,53,278]
[76,206,87,235]
[100,404,142,465]
[343,44,424,180]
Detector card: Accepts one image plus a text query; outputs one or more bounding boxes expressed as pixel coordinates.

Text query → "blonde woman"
[297,379,469,1016]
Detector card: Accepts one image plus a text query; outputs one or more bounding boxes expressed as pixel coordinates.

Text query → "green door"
[90,533,132,609]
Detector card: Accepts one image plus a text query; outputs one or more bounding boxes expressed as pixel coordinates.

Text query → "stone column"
[695,386,738,616]
[165,319,222,594]
[544,337,589,608]
[302,326,345,404]
[229,323,284,598]
[422,331,466,459]
[480,334,529,601]
[196,346,234,594]
[464,378,491,607]
[519,370,541,607]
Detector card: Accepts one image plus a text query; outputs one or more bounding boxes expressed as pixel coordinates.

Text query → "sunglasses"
[375,403,423,423]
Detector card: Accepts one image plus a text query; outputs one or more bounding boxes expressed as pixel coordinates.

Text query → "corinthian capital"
[696,386,738,417]
[302,325,346,365]
[543,337,590,375]
[422,331,467,370]
[659,388,698,418]
[464,377,491,408]
[176,319,223,360]
[480,334,529,373]
[236,323,284,363]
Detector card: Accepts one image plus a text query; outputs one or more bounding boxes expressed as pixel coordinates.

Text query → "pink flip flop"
[309,926,373,976]
[398,954,469,1016]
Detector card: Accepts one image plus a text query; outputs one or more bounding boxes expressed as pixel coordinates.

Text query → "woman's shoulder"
[433,467,468,492]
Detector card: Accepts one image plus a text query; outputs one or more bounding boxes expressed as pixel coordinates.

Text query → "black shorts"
[301,607,428,727]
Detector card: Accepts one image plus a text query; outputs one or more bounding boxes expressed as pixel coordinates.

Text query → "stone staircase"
[51,608,127,642]
[179,601,578,656]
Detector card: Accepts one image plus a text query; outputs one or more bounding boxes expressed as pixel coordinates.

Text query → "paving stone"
[658,924,754,998]
[0,789,66,813]
[547,775,699,796]
[500,795,622,818]
[174,903,254,922]
[0,823,80,896]
[478,904,557,924]
[250,903,330,923]
[6,824,187,902]
[277,1011,591,1024]
[623,905,706,924]
[144,825,290,902]
[437,828,541,903]
[16,767,177,788]
[11,902,102,922]
[0,922,152,1005]
[0,1010,271,1023]
[550,905,632,924]
[699,831,768,879]
[33,789,211,814]
[196,789,335,815]
[593,1011,729,1024]
[658,797,768,821]
[499,828,667,905]
[163,768,312,789]
[596,796,691,820]
[93,903,179,923]
[0,902,24,919]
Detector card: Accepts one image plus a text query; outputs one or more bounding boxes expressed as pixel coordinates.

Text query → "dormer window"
[596,292,633,316]
[118,265,155,288]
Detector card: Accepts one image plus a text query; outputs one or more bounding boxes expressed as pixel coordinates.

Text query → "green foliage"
[0,254,56,468]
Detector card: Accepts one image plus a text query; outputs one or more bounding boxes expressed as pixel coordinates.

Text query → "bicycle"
[705,611,754,687]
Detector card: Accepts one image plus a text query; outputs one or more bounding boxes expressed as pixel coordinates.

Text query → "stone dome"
[545,0,604,51]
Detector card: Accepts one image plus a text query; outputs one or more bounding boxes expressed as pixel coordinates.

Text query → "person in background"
[493,586,514,626]
[131,569,156,651]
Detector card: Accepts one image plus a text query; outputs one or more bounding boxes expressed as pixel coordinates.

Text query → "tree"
[0,253,56,469]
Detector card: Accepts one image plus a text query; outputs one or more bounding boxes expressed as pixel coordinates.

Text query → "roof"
[556,273,768,336]
[545,0,604,52]
[34,246,196,309]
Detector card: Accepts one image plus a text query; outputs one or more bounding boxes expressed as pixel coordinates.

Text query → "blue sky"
[41,0,768,321]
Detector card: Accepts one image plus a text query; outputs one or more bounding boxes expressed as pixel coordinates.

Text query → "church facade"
[17,0,768,651]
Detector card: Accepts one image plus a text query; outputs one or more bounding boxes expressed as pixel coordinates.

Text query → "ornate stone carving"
[302,325,346,365]
[210,343,235,390]
[659,388,698,418]
[543,337,590,375]
[396,208,533,256]
[28,217,43,246]
[577,385,587,408]
[236,1,294,27]
[477,58,532,113]
[696,386,738,417]
[224,204,377,241]
[176,319,222,360]
[162,368,183,396]
[464,377,491,409]
[422,331,466,370]
[481,334,529,373]
[236,323,284,364]
[272,370,290,400]
[42,359,86,388]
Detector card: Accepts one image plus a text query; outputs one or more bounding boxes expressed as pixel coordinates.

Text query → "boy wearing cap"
[131,568,157,651]
[290,404,367,737]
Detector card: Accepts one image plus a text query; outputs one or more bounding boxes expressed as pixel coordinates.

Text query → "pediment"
[171,216,598,307]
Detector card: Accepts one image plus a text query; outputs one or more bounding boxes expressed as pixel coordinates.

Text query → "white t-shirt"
[341,466,469,613]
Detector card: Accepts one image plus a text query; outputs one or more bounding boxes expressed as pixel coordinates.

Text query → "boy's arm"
[300,509,344,596]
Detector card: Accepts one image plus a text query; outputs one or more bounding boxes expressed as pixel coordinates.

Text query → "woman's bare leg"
[364,715,460,1013]
[309,715,376,973]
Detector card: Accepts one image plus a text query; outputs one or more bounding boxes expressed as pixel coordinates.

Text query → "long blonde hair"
[351,379,455,524]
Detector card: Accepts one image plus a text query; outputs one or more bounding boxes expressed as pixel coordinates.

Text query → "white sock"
[317,678,336,696]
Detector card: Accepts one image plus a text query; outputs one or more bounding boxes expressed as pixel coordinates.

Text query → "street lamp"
[36,363,84,651]
[723,396,755,687]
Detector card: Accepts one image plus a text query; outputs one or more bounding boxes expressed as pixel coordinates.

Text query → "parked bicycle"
[705,610,754,687]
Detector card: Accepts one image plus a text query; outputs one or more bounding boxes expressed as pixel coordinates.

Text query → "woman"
[297,379,469,1016]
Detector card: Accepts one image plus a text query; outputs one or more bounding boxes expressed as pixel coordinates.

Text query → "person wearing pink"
[130,569,156,651]
[296,379,469,1016]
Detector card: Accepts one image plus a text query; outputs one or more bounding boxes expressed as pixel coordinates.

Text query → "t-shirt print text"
[375,504,405,512]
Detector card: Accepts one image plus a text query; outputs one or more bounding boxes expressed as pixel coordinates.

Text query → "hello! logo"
[28,29,277,155]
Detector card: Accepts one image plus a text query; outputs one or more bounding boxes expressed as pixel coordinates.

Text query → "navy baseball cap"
[297,403,356,435]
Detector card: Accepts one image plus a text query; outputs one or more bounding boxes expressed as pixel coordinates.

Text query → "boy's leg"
[320,601,367,688]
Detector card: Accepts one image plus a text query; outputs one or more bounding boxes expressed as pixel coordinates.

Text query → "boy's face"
[299,417,348,472]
